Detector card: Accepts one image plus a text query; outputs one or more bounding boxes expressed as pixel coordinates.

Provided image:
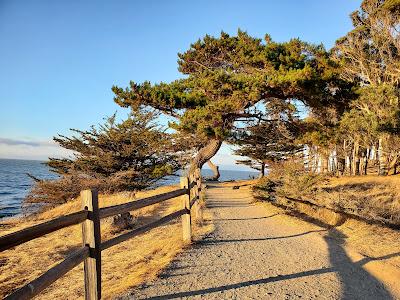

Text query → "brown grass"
[313,175,400,225]
[255,162,400,226]
[0,185,213,299]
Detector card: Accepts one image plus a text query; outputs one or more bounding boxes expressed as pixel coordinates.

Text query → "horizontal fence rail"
[5,246,90,300]
[99,188,187,219]
[1,173,203,300]
[101,209,188,251]
[0,210,88,252]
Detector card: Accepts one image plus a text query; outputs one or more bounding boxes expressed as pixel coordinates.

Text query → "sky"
[0,0,361,169]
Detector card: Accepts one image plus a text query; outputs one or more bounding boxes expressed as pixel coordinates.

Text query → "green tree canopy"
[334,0,400,85]
[28,109,186,204]
[113,31,354,173]
[232,100,302,176]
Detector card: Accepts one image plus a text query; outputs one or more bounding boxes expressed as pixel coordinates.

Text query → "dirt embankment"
[255,160,400,228]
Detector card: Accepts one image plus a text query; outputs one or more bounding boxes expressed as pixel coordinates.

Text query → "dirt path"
[124,182,397,300]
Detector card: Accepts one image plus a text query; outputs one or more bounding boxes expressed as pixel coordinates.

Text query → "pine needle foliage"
[27,110,185,204]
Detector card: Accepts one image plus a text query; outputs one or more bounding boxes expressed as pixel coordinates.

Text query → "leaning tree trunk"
[207,160,220,181]
[189,138,222,176]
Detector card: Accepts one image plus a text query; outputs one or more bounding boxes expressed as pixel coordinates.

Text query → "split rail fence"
[0,172,203,300]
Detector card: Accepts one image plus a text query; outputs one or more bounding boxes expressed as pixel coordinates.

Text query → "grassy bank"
[254,163,400,227]
[0,185,212,299]
[253,173,400,280]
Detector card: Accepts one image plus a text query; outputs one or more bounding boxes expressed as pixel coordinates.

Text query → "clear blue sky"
[0,0,361,166]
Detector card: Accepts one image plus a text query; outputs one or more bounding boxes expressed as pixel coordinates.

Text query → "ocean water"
[160,168,259,186]
[0,159,258,219]
[0,159,57,219]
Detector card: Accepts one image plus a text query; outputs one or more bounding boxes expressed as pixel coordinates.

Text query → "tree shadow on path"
[197,229,326,246]
[212,214,279,221]
[143,216,397,300]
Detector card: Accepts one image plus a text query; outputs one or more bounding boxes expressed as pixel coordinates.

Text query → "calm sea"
[0,158,258,219]
[0,159,57,219]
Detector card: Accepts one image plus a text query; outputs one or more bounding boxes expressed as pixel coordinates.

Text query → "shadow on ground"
[146,214,398,299]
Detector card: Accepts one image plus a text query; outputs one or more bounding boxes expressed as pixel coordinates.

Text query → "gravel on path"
[123,182,395,300]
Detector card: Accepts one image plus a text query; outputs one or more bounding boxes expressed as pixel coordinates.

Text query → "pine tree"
[334,0,400,175]
[232,101,302,177]
[27,109,186,204]
[113,31,352,175]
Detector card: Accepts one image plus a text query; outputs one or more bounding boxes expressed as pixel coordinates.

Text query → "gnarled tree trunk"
[189,138,222,176]
[207,160,220,181]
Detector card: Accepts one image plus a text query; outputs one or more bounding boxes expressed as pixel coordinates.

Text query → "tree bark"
[207,160,220,181]
[342,140,349,175]
[321,151,329,173]
[260,162,265,178]
[348,155,353,175]
[378,138,388,175]
[352,139,360,176]
[189,138,222,175]
[388,154,399,175]
[337,157,345,176]
[364,149,369,175]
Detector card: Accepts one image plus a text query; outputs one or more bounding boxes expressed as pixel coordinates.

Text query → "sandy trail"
[124,182,396,300]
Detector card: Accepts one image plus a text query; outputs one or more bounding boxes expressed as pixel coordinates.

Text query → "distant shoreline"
[0,157,257,172]
[0,158,47,163]
[0,159,259,219]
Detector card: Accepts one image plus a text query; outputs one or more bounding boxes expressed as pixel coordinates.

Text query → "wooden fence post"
[190,169,200,223]
[180,177,191,243]
[81,189,101,300]
[195,169,203,222]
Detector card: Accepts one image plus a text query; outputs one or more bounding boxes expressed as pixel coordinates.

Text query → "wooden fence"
[0,172,202,300]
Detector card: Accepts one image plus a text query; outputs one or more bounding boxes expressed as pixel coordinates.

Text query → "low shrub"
[254,160,327,200]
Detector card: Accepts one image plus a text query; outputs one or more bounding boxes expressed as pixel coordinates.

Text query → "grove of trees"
[29,0,400,204]
[112,32,352,175]
[233,0,400,177]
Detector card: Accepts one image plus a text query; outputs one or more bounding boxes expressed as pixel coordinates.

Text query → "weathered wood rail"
[0,172,203,300]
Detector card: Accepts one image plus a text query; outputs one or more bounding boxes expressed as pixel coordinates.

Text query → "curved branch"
[189,138,222,174]
[207,160,220,181]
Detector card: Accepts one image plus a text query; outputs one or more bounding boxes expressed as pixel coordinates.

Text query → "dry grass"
[313,175,400,225]
[255,164,400,226]
[0,185,213,299]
